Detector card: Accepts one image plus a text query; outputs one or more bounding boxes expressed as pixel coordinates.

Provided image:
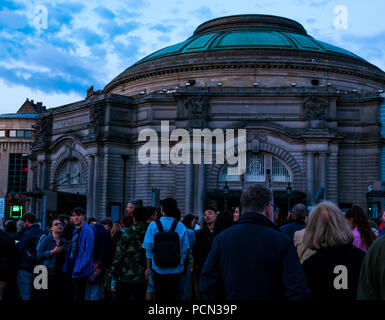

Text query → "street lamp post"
[286,182,293,215]
[223,180,230,213]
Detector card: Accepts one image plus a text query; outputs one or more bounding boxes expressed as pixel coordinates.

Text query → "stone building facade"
[0,99,44,221]
[31,15,385,222]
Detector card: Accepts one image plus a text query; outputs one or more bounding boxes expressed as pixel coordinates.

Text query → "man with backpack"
[15,213,43,300]
[142,198,189,300]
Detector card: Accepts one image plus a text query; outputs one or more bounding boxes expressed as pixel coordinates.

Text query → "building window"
[57,159,83,185]
[220,152,292,183]
[24,130,33,138]
[272,156,291,182]
[0,130,5,137]
[246,153,265,182]
[8,153,28,193]
[16,130,24,138]
[9,130,16,137]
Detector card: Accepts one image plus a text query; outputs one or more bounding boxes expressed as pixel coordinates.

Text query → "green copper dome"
[134,14,364,65]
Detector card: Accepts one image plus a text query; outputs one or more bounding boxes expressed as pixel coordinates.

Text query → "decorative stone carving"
[247,131,268,143]
[184,96,210,120]
[33,115,53,146]
[303,97,329,120]
[89,104,105,138]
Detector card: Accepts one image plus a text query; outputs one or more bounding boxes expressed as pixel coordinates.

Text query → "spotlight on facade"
[217,82,222,86]
[291,82,297,87]
[185,80,195,87]
[253,82,259,87]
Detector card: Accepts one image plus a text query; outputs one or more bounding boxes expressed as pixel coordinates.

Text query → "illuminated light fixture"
[217,82,222,86]
[253,82,259,87]
[185,80,195,87]
[326,82,332,86]
[161,88,168,93]
[352,89,358,93]
[378,89,384,93]
[291,82,297,87]
[140,90,146,95]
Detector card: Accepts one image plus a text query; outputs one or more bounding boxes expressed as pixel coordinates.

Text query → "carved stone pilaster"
[88,103,105,138]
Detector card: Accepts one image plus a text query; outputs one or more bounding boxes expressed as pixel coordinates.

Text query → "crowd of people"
[1,183,385,300]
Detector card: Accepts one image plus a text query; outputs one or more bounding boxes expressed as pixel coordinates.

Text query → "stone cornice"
[105,49,385,93]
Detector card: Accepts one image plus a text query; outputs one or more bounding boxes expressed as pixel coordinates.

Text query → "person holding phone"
[36,217,67,299]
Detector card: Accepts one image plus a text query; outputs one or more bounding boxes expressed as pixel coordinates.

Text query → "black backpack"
[153,220,181,268]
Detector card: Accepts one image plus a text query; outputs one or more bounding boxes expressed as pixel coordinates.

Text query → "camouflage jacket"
[110,221,147,284]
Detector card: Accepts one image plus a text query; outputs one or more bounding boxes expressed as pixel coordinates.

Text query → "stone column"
[306,152,315,201]
[37,161,42,189]
[184,164,194,214]
[319,152,327,199]
[92,155,100,218]
[41,161,47,190]
[87,155,95,218]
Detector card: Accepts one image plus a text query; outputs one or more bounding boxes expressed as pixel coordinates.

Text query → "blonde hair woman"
[301,201,365,300]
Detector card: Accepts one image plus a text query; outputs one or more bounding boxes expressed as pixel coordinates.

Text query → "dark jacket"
[92,223,113,268]
[193,225,215,275]
[0,230,18,281]
[303,244,365,300]
[16,224,43,272]
[199,212,310,300]
[280,220,306,241]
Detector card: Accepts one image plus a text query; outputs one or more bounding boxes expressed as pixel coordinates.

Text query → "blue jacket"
[62,222,94,278]
[36,233,66,275]
[199,212,310,300]
[16,224,43,272]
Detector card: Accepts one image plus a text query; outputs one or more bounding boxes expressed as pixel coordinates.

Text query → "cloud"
[93,6,116,20]
[190,6,214,20]
[0,8,29,30]
[98,20,139,39]
[45,3,85,32]
[309,0,330,8]
[158,35,170,42]
[76,27,104,46]
[150,23,175,33]
[0,0,26,11]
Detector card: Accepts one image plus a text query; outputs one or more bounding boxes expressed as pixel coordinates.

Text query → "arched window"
[245,153,265,182]
[272,156,291,182]
[56,159,83,185]
[220,153,292,183]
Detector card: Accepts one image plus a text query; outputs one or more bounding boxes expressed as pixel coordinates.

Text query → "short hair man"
[142,198,189,300]
[200,184,309,300]
[126,200,141,217]
[280,203,308,241]
[62,207,94,300]
[16,213,43,300]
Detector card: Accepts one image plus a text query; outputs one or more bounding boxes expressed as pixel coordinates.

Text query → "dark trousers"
[66,276,88,300]
[153,272,181,301]
[116,281,146,301]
